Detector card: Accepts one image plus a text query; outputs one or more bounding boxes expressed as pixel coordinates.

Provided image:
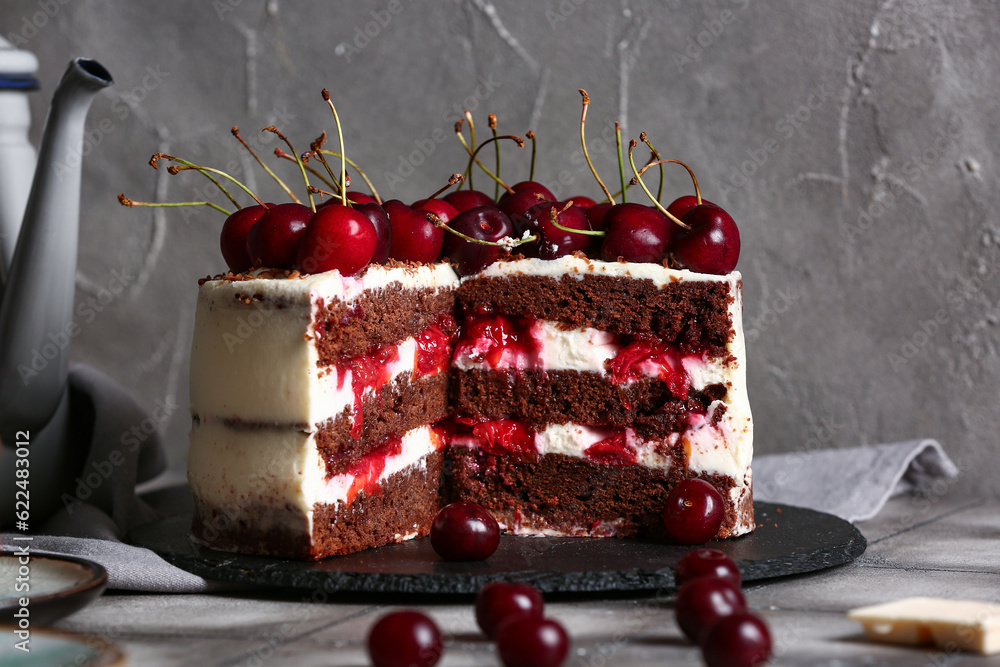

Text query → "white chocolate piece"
[848,597,1000,655]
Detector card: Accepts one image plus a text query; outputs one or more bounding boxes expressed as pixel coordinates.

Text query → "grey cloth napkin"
[2,362,962,593]
[753,439,959,522]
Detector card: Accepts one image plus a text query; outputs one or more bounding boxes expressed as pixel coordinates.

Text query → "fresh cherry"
[675,549,742,589]
[297,203,376,276]
[585,201,613,231]
[566,195,597,209]
[674,576,746,644]
[246,202,312,269]
[673,204,740,275]
[440,205,515,276]
[496,616,569,667]
[356,202,391,264]
[666,195,716,221]
[367,610,443,667]
[383,199,444,264]
[475,582,545,639]
[702,612,772,667]
[317,191,376,208]
[444,189,495,212]
[521,201,591,260]
[497,181,555,228]
[599,203,674,263]
[413,198,460,226]
[220,204,268,272]
[663,478,725,544]
[430,502,501,561]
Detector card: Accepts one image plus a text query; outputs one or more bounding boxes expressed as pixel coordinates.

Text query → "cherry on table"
[440,205,514,276]
[245,202,312,270]
[444,189,495,212]
[383,199,444,263]
[221,204,268,272]
[673,203,740,275]
[663,478,725,544]
[496,616,569,667]
[702,612,772,667]
[430,502,500,561]
[675,548,742,588]
[367,610,443,667]
[296,203,376,276]
[674,576,746,644]
[475,581,544,639]
[599,203,674,263]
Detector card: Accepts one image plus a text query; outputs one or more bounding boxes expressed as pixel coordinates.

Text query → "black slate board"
[129,502,866,595]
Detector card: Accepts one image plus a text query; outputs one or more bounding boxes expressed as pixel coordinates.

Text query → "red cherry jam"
[453,314,540,369]
[415,315,457,377]
[471,419,536,457]
[340,343,400,438]
[583,431,636,465]
[607,337,692,399]
[345,436,403,504]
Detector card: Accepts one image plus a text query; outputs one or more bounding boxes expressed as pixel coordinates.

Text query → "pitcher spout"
[0,58,112,438]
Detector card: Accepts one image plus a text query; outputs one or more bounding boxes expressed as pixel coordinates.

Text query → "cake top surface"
[475,254,741,287]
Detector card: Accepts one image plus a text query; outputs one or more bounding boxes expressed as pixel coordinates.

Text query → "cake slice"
[447,255,753,539]
[187,262,459,559]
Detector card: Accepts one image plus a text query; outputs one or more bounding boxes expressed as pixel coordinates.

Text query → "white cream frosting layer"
[187,423,441,535]
[190,263,459,426]
[477,254,738,286]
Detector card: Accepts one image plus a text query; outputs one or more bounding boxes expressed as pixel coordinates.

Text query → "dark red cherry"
[475,582,545,639]
[383,199,444,263]
[673,204,740,275]
[566,195,597,209]
[444,189,495,212]
[440,205,514,276]
[220,204,267,272]
[666,195,717,221]
[296,203,376,276]
[431,502,501,561]
[246,202,312,269]
[496,616,569,667]
[497,181,555,229]
[599,203,674,263]
[585,201,614,231]
[674,576,746,644]
[702,612,772,667]
[317,191,376,209]
[413,198,460,226]
[356,202,391,264]
[367,610,443,667]
[663,478,725,544]
[675,548,742,588]
[521,201,591,260]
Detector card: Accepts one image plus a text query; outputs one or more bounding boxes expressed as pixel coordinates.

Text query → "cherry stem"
[322,88,350,208]
[153,154,264,207]
[307,132,342,194]
[117,193,231,216]
[315,150,382,203]
[149,153,241,209]
[639,132,665,202]
[548,200,604,237]
[463,135,522,195]
[307,185,338,200]
[605,152,657,202]
[427,212,537,247]
[636,156,703,205]
[465,110,476,191]
[263,126,313,211]
[615,122,627,204]
[231,126,300,204]
[453,121,470,190]
[627,142,690,229]
[425,174,465,201]
[526,130,537,182]
[277,148,338,193]
[489,113,500,201]
[578,89,615,204]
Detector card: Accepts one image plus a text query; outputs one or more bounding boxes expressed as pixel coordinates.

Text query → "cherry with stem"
[627,141,693,229]
[148,153,242,209]
[117,193,231,215]
[152,154,265,207]
[232,126,301,204]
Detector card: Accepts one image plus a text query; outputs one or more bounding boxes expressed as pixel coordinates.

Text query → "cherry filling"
[339,343,400,439]
[415,314,457,377]
[583,431,637,465]
[466,419,537,457]
[607,336,693,399]
[345,435,403,504]
[454,314,541,369]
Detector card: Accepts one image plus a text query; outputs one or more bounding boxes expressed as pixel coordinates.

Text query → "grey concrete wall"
[2,0,997,495]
